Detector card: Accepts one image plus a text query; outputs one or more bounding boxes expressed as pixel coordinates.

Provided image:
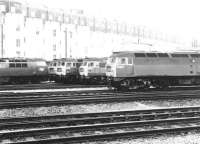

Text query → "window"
[120,58,126,64]
[66,63,71,67]
[99,62,106,67]
[49,68,54,72]
[171,54,188,58]
[0,59,6,62]
[53,44,56,51]
[58,62,61,66]
[9,63,15,68]
[146,53,157,57]
[53,62,57,66]
[57,68,62,72]
[22,63,28,68]
[53,29,56,36]
[88,62,94,67]
[36,31,40,35]
[16,39,20,47]
[62,62,65,66]
[191,54,200,58]
[16,26,20,31]
[128,58,132,64]
[111,58,116,63]
[158,53,169,57]
[16,51,20,57]
[53,55,56,59]
[135,53,146,57]
[16,63,21,68]
[73,63,76,67]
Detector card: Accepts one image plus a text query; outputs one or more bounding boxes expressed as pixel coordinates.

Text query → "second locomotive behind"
[0,58,48,84]
[79,58,107,84]
[48,58,82,83]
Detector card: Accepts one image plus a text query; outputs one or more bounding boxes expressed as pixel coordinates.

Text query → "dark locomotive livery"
[106,51,200,90]
[0,58,48,84]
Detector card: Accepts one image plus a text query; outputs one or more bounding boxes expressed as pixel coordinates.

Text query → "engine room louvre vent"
[146,53,157,57]
[134,53,146,57]
[191,54,200,58]
[9,59,27,62]
[171,54,189,58]
[158,53,169,57]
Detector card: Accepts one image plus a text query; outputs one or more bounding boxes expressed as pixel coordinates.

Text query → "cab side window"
[66,63,71,67]
[88,62,94,67]
[120,58,127,64]
[128,58,133,64]
[9,63,15,68]
[99,62,106,68]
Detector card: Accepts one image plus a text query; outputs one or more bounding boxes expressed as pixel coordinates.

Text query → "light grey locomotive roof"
[0,58,46,62]
[111,51,200,58]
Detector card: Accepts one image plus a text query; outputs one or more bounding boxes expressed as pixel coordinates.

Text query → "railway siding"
[1,107,200,143]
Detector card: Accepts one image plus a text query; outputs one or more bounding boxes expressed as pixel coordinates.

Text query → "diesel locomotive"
[106,51,200,90]
[0,58,48,84]
[48,58,82,83]
[79,58,107,84]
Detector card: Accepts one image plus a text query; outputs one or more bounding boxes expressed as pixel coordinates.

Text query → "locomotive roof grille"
[171,54,189,58]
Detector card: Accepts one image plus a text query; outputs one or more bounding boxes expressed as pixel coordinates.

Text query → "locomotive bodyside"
[106,52,200,89]
[0,58,48,84]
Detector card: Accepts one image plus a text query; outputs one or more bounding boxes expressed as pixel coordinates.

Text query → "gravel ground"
[79,132,200,144]
[1,98,200,118]
[0,102,154,118]
[1,99,200,143]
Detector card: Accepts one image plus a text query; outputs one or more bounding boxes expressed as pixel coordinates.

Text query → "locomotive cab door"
[116,57,134,77]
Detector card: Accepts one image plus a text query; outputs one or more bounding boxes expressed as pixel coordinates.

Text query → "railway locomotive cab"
[48,59,58,81]
[0,58,48,84]
[106,51,200,90]
[48,58,82,83]
[79,58,107,84]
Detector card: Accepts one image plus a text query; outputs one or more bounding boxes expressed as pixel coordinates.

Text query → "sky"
[27,0,200,42]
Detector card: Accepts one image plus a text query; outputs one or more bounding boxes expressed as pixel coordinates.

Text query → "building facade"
[0,0,183,60]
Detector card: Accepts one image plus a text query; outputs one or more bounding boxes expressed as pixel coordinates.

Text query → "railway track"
[1,82,200,92]
[1,106,200,143]
[1,89,200,109]
[0,83,106,91]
